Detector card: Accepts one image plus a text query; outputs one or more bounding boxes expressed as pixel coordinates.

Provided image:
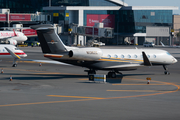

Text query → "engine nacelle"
[8,39,17,45]
[69,48,102,60]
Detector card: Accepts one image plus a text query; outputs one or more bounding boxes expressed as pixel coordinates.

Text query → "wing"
[104,63,143,69]
[4,47,21,59]
[18,59,72,66]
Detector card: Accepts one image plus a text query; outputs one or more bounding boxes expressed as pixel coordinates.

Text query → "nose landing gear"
[163,65,170,75]
[107,71,123,78]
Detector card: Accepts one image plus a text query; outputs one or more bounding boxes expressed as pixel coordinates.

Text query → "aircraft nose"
[21,53,27,58]
[173,57,178,63]
[24,53,27,57]
[24,36,28,40]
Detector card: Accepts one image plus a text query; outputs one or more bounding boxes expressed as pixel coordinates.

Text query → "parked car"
[143,42,155,47]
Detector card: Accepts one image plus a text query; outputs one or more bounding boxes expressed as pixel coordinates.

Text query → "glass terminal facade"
[118,10,173,34]
[0,0,174,45]
[0,0,122,13]
[83,10,172,33]
[0,0,48,13]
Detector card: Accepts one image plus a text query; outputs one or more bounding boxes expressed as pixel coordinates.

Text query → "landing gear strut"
[85,69,96,75]
[163,65,170,75]
[12,59,17,67]
[107,71,123,78]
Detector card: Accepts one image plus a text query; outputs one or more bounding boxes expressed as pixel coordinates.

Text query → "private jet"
[31,24,177,78]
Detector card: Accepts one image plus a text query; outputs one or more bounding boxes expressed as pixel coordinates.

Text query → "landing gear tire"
[164,71,170,75]
[163,65,170,75]
[108,72,116,78]
[12,64,17,67]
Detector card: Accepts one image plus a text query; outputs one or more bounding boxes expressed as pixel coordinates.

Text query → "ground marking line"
[0,99,95,107]
[1,69,180,107]
[47,95,104,99]
[107,90,172,92]
[0,84,179,107]
[112,84,166,85]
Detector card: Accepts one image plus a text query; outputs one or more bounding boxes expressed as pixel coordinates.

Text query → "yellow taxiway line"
[47,95,104,99]
[0,68,180,107]
[112,84,166,86]
[0,99,95,107]
[107,90,170,92]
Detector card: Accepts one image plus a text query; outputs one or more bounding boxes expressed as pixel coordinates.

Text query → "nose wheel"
[163,65,170,75]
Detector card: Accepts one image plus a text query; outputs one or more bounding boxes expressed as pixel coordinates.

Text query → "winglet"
[4,47,21,59]
[142,51,152,66]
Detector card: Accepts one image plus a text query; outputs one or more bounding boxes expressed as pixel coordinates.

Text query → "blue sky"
[124,0,180,14]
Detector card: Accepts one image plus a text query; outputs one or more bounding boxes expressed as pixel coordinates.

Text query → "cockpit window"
[166,52,171,55]
[14,47,20,50]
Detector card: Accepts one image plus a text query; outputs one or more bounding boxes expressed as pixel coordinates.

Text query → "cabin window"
[128,55,131,58]
[107,55,111,58]
[134,55,138,58]
[153,55,156,58]
[121,55,124,58]
[114,55,118,58]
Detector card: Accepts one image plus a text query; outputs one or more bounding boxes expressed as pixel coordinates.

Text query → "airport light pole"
[49,0,51,7]
[7,9,10,27]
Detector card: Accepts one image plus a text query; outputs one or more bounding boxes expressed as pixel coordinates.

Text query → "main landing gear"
[85,69,122,78]
[85,69,96,75]
[107,71,122,78]
[163,65,170,75]
[108,72,116,78]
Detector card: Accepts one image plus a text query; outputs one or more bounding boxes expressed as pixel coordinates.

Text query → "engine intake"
[68,48,102,60]
[8,39,17,45]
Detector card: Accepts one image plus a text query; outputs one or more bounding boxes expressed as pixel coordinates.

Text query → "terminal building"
[0,0,179,46]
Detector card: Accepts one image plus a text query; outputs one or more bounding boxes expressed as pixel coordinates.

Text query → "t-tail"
[30,24,67,54]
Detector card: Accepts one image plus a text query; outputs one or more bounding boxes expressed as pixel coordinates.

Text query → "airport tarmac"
[0,46,180,120]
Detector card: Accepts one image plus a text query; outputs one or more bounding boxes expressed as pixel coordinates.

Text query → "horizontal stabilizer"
[142,51,152,66]
[18,59,72,66]
[4,47,21,59]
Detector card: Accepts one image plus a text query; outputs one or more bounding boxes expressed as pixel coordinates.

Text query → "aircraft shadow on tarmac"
[2,73,154,84]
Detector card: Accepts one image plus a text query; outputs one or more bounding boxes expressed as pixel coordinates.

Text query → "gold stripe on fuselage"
[99,57,143,63]
[44,54,63,58]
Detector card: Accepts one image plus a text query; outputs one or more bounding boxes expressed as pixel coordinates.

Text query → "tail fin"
[30,24,67,54]
[13,29,17,36]
[160,41,165,47]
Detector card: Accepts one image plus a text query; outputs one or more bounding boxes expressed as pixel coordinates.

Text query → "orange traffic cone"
[10,75,12,81]
[146,77,151,84]
[1,68,4,74]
